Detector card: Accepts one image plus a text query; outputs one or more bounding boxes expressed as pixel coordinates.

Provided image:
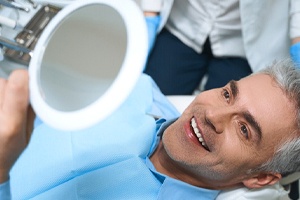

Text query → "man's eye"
[240,124,249,139]
[222,89,230,102]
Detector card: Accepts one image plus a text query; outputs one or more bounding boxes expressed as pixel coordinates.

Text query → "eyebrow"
[243,111,262,141]
[229,80,239,99]
[230,80,263,141]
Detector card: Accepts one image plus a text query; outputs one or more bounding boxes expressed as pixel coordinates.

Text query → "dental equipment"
[0,0,30,12]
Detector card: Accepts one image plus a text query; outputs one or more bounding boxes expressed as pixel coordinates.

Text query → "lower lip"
[184,120,210,152]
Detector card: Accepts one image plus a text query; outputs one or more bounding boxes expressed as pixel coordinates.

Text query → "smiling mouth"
[191,117,210,151]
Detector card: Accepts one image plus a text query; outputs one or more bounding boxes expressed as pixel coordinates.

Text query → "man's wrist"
[292,37,300,45]
[144,11,158,17]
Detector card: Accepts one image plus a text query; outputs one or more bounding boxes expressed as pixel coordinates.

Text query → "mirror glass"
[39,4,127,111]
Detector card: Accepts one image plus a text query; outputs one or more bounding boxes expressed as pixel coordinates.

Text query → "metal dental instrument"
[3,4,60,65]
[27,0,37,9]
[0,0,30,12]
[0,36,31,53]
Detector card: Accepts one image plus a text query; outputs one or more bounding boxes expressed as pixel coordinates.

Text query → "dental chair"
[167,95,300,200]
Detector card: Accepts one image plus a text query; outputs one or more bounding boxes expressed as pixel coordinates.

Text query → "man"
[0,59,299,199]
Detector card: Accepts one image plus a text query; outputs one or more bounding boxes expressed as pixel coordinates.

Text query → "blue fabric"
[1,73,218,199]
[145,15,161,56]
[0,181,10,200]
[290,42,300,68]
[146,158,220,200]
[8,74,179,199]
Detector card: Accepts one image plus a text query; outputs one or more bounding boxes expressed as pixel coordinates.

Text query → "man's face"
[160,74,297,189]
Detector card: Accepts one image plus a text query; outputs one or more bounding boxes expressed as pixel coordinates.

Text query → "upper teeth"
[191,117,207,148]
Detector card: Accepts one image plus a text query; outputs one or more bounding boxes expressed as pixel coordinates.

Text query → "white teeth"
[194,127,199,133]
[191,118,197,127]
[191,117,209,150]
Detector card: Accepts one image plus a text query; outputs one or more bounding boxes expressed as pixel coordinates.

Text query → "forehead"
[238,74,297,142]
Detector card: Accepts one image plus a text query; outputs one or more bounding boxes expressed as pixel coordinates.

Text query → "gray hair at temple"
[247,59,300,176]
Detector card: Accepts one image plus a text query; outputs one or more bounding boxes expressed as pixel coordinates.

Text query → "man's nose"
[205,106,233,134]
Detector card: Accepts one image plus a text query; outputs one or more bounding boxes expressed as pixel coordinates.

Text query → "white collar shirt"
[165,0,246,57]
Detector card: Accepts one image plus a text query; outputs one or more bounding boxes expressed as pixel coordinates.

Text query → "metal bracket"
[3,4,60,65]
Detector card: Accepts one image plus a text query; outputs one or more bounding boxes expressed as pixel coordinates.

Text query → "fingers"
[26,105,35,144]
[0,79,6,107]
[2,70,29,121]
[0,69,29,183]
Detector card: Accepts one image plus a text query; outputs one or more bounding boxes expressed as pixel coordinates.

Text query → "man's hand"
[0,70,34,183]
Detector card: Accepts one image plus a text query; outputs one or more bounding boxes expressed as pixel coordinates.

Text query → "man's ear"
[242,173,282,189]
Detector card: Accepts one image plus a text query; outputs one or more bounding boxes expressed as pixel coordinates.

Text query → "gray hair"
[248,59,300,176]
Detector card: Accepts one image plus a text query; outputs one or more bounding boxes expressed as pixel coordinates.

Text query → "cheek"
[218,133,259,170]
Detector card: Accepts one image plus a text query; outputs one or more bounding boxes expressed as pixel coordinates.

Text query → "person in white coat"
[143,0,300,95]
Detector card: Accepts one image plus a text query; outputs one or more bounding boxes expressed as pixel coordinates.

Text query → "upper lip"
[190,117,210,151]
